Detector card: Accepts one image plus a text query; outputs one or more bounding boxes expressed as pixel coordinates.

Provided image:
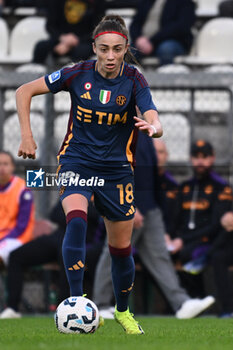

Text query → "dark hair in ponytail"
[93,14,138,65]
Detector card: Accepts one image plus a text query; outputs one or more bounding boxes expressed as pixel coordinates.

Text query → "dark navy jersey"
[171,171,233,243]
[45,60,157,167]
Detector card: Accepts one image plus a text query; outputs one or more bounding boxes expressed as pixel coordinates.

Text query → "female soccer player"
[16,15,162,334]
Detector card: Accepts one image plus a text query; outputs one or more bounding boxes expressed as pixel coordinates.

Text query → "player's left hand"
[134,116,157,137]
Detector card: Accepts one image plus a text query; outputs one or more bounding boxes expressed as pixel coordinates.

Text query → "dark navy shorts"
[57,163,135,221]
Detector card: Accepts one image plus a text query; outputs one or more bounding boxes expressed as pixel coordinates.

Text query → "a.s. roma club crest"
[116,95,126,106]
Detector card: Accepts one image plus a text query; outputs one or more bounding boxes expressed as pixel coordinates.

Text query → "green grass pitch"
[0,316,233,350]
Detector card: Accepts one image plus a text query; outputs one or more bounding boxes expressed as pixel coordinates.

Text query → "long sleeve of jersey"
[180,198,231,243]
[162,189,179,234]
[155,172,178,233]
[170,181,233,244]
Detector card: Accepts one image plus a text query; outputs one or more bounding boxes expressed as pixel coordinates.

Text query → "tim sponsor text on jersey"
[76,105,128,125]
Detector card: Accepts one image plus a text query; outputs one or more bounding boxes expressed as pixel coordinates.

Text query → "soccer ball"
[55,296,99,334]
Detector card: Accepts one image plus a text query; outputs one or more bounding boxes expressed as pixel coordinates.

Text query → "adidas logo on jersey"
[80,92,91,100]
[126,205,135,216]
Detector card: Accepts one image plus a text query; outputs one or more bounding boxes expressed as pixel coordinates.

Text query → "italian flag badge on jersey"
[99,90,111,104]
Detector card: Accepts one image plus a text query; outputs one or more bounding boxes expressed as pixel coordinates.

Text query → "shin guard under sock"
[109,244,135,312]
[62,210,87,296]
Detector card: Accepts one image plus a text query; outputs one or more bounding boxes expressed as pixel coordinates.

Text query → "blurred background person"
[167,140,232,298]
[153,139,178,237]
[0,150,34,270]
[32,0,105,64]
[130,0,196,65]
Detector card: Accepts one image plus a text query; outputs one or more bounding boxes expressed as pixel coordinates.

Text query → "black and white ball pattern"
[55,296,99,334]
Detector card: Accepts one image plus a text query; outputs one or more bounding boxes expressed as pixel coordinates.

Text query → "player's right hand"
[18,135,37,159]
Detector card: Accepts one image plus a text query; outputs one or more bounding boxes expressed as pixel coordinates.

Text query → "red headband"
[94,31,128,41]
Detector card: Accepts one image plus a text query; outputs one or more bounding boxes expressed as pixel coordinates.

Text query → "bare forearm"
[16,85,33,137]
[151,120,163,138]
[134,109,163,138]
[144,110,162,137]
[16,77,50,159]
[16,77,49,134]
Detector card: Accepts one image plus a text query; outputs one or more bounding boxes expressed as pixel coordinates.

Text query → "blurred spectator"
[0,199,104,318]
[153,139,178,235]
[93,133,215,320]
[167,140,232,297]
[130,0,196,65]
[219,0,233,17]
[32,0,105,64]
[0,150,34,269]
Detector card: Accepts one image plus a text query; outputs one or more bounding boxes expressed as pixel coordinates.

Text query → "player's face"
[0,153,15,184]
[93,34,128,79]
[191,153,215,176]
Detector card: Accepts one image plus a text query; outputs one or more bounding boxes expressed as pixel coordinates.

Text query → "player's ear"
[92,42,96,54]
